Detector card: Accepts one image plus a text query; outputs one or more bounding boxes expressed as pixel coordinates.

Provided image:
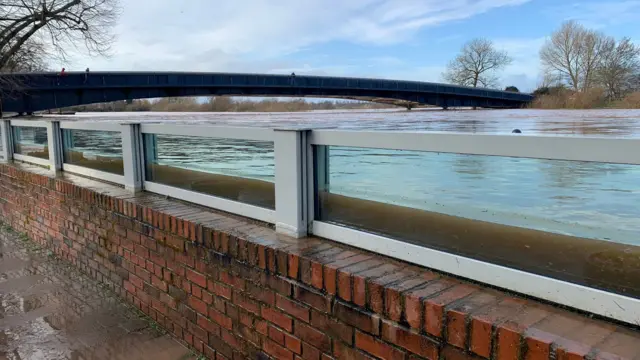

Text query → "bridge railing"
[1,118,639,326]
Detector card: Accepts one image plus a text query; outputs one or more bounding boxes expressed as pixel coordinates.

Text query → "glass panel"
[315,145,640,298]
[62,129,124,175]
[12,126,49,159]
[143,134,275,209]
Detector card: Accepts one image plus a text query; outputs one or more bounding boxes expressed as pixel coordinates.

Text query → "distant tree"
[596,37,640,99]
[504,86,520,92]
[443,38,512,88]
[540,21,611,91]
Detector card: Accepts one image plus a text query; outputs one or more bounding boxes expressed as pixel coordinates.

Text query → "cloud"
[67,0,531,71]
[550,0,640,28]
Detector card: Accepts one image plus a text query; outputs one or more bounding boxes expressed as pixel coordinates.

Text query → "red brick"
[264,338,294,360]
[311,310,354,345]
[385,275,432,322]
[209,307,233,330]
[425,284,478,338]
[446,291,500,349]
[301,342,321,360]
[220,270,245,290]
[188,296,208,316]
[295,321,331,353]
[496,305,550,360]
[186,268,207,288]
[234,292,260,316]
[289,253,300,279]
[334,301,381,336]
[294,284,331,313]
[337,259,383,302]
[469,298,525,358]
[129,273,144,289]
[269,325,285,345]
[209,280,232,300]
[262,306,293,332]
[285,333,302,354]
[352,264,399,307]
[334,341,375,360]
[381,321,439,360]
[404,279,456,330]
[150,274,168,292]
[197,314,221,337]
[277,294,310,322]
[324,254,370,295]
[355,331,405,360]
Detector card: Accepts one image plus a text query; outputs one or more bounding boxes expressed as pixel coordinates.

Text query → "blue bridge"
[0,72,533,114]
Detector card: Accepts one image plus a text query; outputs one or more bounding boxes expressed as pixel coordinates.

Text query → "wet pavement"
[0,225,196,360]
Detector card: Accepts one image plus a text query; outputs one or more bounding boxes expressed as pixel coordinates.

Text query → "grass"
[530,89,640,109]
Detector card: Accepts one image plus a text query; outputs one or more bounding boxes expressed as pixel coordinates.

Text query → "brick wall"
[1,162,639,360]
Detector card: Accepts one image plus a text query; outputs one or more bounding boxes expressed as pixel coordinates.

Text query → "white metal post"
[274,128,310,238]
[122,123,144,192]
[0,119,12,163]
[46,120,63,173]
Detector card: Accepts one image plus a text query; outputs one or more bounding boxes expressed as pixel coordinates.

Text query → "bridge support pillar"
[122,123,144,193]
[274,128,311,238]
[1,119,12,163]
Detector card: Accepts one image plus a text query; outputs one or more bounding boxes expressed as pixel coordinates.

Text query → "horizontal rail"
[309,130,640,165]
[144,181,275,224]
[13,153,50,167]
[312,221,640,326]
[59,121,124,132]
[10,119,48,128]
[140,124,274,142]
[62,164,125,185]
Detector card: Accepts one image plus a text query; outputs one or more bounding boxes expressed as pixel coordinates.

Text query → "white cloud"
[550,0,640,28]
[67,0,531,72]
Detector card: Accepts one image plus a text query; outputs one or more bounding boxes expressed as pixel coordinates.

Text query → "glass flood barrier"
[314,145,640,298]
[62,129,124,175]
[12,126,49,159]
[143,134,275,209]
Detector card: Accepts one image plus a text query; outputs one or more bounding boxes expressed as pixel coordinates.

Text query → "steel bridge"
[0,72,533,114]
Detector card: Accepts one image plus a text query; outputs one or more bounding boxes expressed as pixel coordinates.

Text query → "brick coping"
[2,162,640,360]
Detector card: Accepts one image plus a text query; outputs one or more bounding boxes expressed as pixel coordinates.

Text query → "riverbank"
[529,90,640,109]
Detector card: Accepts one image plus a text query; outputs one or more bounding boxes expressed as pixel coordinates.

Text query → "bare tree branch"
[443,38,512,89]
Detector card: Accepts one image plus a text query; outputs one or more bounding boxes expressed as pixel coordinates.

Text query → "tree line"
[443,20,640,105]
[62,97,393,113]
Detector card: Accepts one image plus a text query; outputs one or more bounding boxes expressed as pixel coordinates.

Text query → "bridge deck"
[1,72,533,113]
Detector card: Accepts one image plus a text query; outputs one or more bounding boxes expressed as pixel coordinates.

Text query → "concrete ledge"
[1,162,639,360]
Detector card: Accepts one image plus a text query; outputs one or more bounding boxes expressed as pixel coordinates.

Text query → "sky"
[66,0,640,92]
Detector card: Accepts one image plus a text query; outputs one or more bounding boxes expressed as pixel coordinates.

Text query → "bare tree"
[540,21,611,91]
[443,38,512,88]
[596,37,640,99]
[0,0,120,70]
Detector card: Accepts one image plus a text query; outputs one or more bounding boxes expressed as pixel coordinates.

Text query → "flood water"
[16,108,640,297]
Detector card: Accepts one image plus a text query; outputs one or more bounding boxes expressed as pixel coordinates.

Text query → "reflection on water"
[143,134,275,209]
[62,129,124,175]
[323,146,640,244]
[12,126,49,159]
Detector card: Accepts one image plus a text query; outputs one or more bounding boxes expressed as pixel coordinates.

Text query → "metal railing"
[1,118,639,326]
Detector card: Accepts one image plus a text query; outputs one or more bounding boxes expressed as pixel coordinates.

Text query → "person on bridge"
[84,68,90,83]
[57,68,67,85]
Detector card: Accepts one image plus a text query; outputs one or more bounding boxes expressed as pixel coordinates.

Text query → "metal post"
[0,119,12,163]
[46,120,63,173]
[122,123,144,192]
[274,128,310,238]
